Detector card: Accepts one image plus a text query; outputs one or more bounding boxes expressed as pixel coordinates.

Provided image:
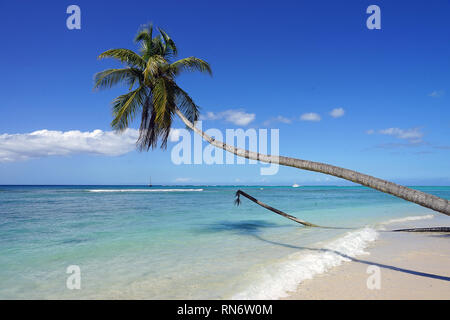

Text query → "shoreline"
[283,215,450,300]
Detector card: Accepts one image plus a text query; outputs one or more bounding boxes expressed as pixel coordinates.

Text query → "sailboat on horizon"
[148,176,152,187]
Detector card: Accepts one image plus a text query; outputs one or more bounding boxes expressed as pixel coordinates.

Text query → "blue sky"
[0,0,449,185]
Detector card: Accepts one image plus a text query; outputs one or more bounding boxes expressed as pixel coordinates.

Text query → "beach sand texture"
[285,216,450,300]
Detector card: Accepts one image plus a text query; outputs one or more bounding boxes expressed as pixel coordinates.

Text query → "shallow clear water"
[0,185,448,299]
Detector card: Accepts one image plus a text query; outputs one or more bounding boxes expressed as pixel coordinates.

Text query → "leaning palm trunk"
[175,109,450,216]
[235,190,319,227]
[393,227,450,232]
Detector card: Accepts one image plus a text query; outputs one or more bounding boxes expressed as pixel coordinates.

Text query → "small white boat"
[292,183,300,188]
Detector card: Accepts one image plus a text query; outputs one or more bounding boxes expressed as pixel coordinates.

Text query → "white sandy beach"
[284,216,450,300]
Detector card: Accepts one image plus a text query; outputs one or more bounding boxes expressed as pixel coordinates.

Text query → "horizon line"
[1,184,449,187]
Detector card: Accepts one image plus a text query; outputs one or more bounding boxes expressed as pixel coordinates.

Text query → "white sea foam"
[381,214,434,225]
[232,227,378,300]
[88,189,204,193]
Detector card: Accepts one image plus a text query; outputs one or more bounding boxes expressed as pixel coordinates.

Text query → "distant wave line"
[87,189,204,193]
[382,214,434,225]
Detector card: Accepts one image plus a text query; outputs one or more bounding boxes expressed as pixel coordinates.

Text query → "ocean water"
[0,185,449,299]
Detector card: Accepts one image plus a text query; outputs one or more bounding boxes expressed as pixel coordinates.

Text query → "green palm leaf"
[111,86,147,131]
[170,57,212,76]
[174,85,199,123]
[94,68,142,90]
[158,27,178,57]
[135,23,153,44]
[98,49,146,69]
[143,55,166,84]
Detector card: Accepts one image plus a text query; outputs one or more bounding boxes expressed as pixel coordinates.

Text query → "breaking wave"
[232,227,378,299]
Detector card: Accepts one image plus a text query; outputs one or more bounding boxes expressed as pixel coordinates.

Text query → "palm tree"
[94,24,211,150]
[95,24,450,216]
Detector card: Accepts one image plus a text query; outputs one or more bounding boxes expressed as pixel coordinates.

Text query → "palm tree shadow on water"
[198,220,450,282]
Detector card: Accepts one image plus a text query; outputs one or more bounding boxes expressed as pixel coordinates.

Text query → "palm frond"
[170,57,212,76]
[134,23,153,44]
[111,86,147,131]
[152,36,165,56]
[149,77,177,148]
[151,77,169,124]
[98,49,146,69]
[137,82,174,150]
[140,35,166,61]
[135,23,154,59]
[137,96,157,150]
[93,68,142,90]
[158,27,178,57]
[143,55,167,83]
[174,85,200,123]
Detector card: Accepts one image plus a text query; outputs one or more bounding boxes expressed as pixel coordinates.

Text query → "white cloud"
[428,90,444,98]
[202,111,220,121]
[200,109,255,126]
[368,127,424,145]
[0,129,139,162]
[300,112,321,122]
[263,116,292,126]
[329,107,345,118]
[174,177,192,183]
[378,127,423,141]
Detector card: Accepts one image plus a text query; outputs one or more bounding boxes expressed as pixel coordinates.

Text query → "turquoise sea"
[0,185,449,299]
